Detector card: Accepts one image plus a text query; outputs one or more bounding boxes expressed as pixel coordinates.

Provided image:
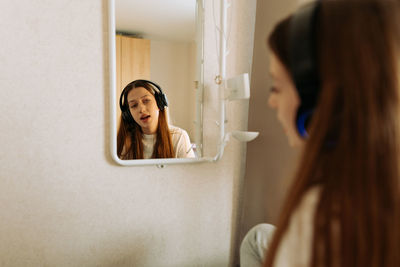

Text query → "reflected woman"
[117,79,195,159]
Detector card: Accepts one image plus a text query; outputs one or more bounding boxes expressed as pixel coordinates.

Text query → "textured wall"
[0,0,256,266]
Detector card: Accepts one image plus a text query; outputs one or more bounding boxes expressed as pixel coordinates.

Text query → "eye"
[270,86,280,93]
[143,99,150,104]
[130,103,138,109]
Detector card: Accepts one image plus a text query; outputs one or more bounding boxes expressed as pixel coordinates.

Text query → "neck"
[142,126,157,135]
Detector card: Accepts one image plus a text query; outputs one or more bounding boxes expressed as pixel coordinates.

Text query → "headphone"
[288,1,321,138]
[119,79,168,124]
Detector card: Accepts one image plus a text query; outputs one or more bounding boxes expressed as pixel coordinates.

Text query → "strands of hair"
[264,1,400,267]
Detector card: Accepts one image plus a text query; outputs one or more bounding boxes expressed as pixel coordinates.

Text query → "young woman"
[241,1,400,267]
[117,79,195,159]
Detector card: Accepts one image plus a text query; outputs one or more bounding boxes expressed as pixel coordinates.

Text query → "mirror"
[108,0,205,166]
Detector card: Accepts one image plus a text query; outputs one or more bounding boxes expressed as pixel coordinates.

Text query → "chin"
[288,139,297,147]
[288,135,304,148]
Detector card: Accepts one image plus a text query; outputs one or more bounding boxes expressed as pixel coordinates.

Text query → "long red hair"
[117,81,174,159]
[265,1,400,266]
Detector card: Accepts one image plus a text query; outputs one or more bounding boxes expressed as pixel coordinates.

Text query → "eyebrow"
[128,94,150,104]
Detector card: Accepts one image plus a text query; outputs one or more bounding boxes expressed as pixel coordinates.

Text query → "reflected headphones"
[289,1,321,138]
[119,79,168,124]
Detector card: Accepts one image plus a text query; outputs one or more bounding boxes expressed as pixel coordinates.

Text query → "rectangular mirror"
[108,0,205,166]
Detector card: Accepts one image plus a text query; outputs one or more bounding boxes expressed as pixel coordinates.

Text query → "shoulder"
[169,125,189,138]
[295,186,321,215]
[169,125,191,145]
[168,125,195,158]
[274,186,322,266]
[286,186,321,239]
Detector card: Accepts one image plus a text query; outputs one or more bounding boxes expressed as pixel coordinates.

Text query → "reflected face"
[268,52,304,147]
[127,87,159,134]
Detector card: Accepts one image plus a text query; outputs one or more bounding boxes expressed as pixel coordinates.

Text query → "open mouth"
[140,115,150,121]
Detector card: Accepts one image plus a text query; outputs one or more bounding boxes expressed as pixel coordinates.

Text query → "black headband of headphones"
[119,79,168,112]
[288,0,321,138]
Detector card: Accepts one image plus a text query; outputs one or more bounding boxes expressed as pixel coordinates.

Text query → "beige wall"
[150,40,196,139]
[239,0,302,241]
[0,0,256,266]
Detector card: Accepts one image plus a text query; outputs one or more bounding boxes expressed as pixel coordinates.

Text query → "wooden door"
[116,35,151,125]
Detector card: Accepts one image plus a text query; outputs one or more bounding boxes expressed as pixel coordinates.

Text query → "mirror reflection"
[115,0,201,160]
[118,80,195,159]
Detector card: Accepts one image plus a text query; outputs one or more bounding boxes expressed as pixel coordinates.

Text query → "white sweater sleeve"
[273,187,321,267]
[170,126,195,158]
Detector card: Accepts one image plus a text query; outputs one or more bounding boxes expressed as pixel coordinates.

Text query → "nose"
[138,103,146,113]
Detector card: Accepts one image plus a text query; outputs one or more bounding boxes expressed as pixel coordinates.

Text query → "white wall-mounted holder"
[225,73,250,100]
[230,130,259,142]
[208,0,259,162]
[211,72,259,162]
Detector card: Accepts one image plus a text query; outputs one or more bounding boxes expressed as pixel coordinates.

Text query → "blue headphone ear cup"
[296,109,313,138]
[289,2,320,140]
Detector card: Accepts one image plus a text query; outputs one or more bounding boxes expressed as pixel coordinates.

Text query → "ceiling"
[115,0,196,42]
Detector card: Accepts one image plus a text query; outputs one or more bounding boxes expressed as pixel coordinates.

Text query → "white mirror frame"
[108,0,210,166]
